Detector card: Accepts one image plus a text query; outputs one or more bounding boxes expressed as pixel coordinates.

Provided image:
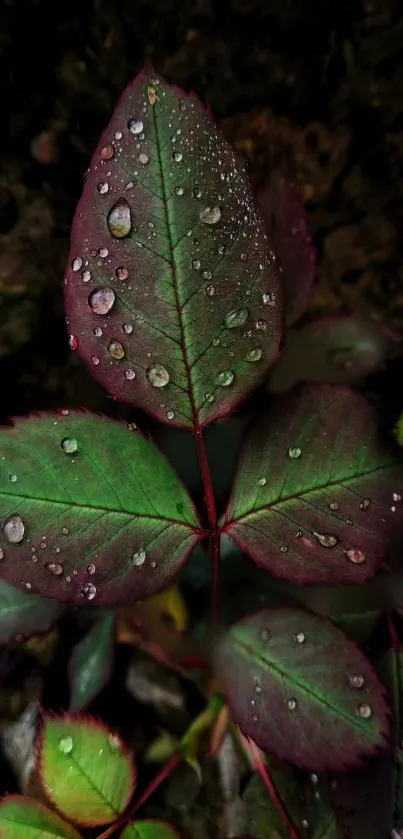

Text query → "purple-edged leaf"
[64,67,283,430]
[0,412,201,605]
[257,169,315,325]
[222,384,403,585]
[269,312,401,394]
[0,795,82,839]
[68,613,115,711]
[217,608,390,771]
[38,714,136,826]
[0,579,61,642]
[121,821,181,839]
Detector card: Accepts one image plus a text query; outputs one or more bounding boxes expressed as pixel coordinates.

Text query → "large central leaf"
[64,68,282,430]
[0,412,201,605]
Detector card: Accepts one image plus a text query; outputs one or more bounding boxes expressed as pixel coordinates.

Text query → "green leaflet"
[69,613,115,710]
[0,578,61,642]
[121,821,181,839]
[0,412,201,605]
[0,796,82,839]
[38,715,136,826]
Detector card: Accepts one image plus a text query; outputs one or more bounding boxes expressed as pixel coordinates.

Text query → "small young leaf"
[0,578,61,642]
[38,715,136,826]
[68,613,115,711]
[0,412,201,605]
[217,608,390,771]
[258,169,315,325]
[222,384,403,584]
[121,820,181,839]
[64,67,282,431]
[0,795,82,839]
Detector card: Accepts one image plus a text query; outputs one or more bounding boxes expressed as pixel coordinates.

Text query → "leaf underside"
[0,412,200,605]
[0,795,82,839]
[223,384,403,584]
[0,578,61,642]
[64,67,282,430]
[218,608,390,771]
[69,613,115,711]
[121,820,181,839]
[38,715,136,826]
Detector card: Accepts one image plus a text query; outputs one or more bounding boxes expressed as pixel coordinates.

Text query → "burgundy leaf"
[64,67,283,430]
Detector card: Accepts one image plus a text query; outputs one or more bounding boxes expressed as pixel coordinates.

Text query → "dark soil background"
[1,0,403,423]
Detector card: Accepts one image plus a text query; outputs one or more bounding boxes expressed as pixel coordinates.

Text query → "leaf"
[38,714,136,826]
[222,384,403,584]
[68,613,115,711]
[217,608,390,770]
[332,611,381,646]
[269,313,400,394]
[64,67,283,431]
[121,821,181,839]
[0,578,61,642]
[258,169,315,325]
[0,412,201,605]
[0,795,82,839]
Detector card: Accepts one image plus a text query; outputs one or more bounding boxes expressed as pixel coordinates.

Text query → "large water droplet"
[262,291,276,307]
[205,284,215,296]
[128,118,144,135]
[146,364,170,388]
[224,309,249,329]
[71,257,83,272]
[288,447,302,459]
[287,698,298,711]
[116,266,129,280]
[58,736,73,755]
[200,206,221,225]
[138,152,149,166]
[216,370,235,387]
[124,368,136,380]
[132,548,146,566]
[349,673,365,689]
[3,515,25,544]
[88,287,116,316]
[345,548,366,564]
[173,151,183,162]
[246,347,262,362]
[80,582,97,601]
[100,144,115,161]
[61,437,78,455]
[295,632,305,644]
[9,474,18,483]
[313,531,339,549]
[97,181,109,195]
[356,702,372,719]
[108,340,125,361]
[47,562,64,576]
[107,200,132,238]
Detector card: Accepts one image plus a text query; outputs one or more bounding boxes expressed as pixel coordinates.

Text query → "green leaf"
[217,608,390,771]
[121,820,181,839]
[64,67,282,431]
[68,613,115,711]
[38,714,136,826]
[0,795,82,839]
[0,412,201,605]
[223,384,403,584]
[0,578,61,642]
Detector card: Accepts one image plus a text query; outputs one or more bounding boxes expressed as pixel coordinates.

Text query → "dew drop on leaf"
[93,327,102,337]
[69,335,79,351]
[175,186,184,196]
[393,492,402,502]
[128,118,144,135]
[81,582,97,601]
[9,473,17,483]
[97,182,109,195]
[88,287,116,316]
[246,347,262,362]
[310,773,319,785]
[200,206,221,225]
[82,270,91,282]
[192,259,201,270]
[107,733,121,751]
[295,632,305,644]
[107,200,132,238]
[3,515,25,544]
[61,437,78,455]
[224,309,249,329]
[257,476,267,487]
[100,144,115,161]
[47,562,64,576]
[360,497,371,511]
[345,548,366,564]
[329,500,339,511]
[123,323,133,334]
[287,698,298,711]
[260,627,271,642]
[108,340,125,361]
[356,702,372,719]
[132,548,146,566]
[91,355,100,366]
[71,257,83,272]
[139,153,149,166]
[173,151,183,162]
[262,291,276,307]
[216,370,235,387]
[87,563,96,575]
[313,531,339,549]
[288,446,302,459]
[124,369,136,380]
[58,736,73,754]
[166,409,175,420]
[193,187,202,198]
[349,673,365,689]
[205,284,215,296]
[116,266,129,280]
[146,364,170,388]
[99,247,109,258]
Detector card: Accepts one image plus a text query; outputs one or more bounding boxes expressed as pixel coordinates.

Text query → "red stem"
[194,427,220,630]
[247,738,302,839]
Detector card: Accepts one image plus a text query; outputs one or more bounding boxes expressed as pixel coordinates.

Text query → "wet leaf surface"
[0,795,82,839]
[68,613,115,711]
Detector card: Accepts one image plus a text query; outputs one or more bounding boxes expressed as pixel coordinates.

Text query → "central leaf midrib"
[58,748,118,816]
[234,635,374,735]
[152,105,199,428]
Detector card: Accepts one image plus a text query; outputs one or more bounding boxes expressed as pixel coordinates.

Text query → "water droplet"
[175,186,184,196]
[128,118,144,135]
[48,562,64,576]
[287,698,298,711]
[87,563,96,575]
[193,187,202,198]
[393,492,402,502]
[107,200,132,238]
[108,340,125,361]
[99,247,109,258]
[25,582,32,591]
[3,515,25,544]
[202,270,213,280]
[349,673,365,689]
[200,206,221,225]
[146,364,170,388]
[360,498,371,511]
[107,733,121,751]
[100,144,115,161]
[69,335,79,351]
[88,287,116,315]
[255,319,267,331]
[58,736,73,755]
[97,182,109,194]
[80,582,97,601]
[255,684,262,694]
[124,368,136,380]
[246,347,262,362]
[173,151,183,162]
[302,820,310,831]
[138,152,149,166]
[71,257,83,272]
[205,284,215,296]
[224,309,249,329]
[356,702,372,719]
[280,545,289,552]
[313,531,339,549]
[295,632,305,644]
[132,548,146,566]
[346,548,366,564]
[204,392,215,403]
[240,252,248,261]
[91,355,100,366]
[288,447,302,459]
[262,291,276,307]
[93,327,102,337]
[192,259,201,270]
[260,627,271,642]
[216,370,235,387]
[310,773,319,785]
[82,270,91,282]
[166,410,175,420]
[61,437,78,455]
[257,476,267,487]
[116,266,128,280]
[9,474,17,483]
[62,527,69,535]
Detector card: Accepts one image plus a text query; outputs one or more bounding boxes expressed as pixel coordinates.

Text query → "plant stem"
[194,427,220,630]
[245,737,302,839]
